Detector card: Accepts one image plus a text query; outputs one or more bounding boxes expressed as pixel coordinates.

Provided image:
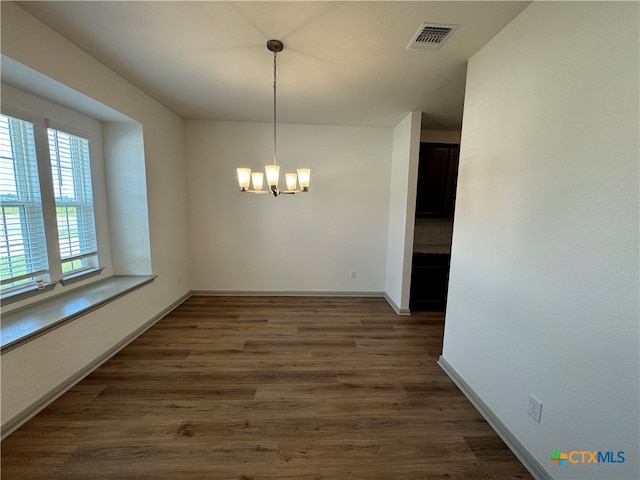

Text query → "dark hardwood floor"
[1,296,533,479]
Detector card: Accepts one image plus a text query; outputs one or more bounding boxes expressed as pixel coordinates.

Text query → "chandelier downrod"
[236,40,310,197]
[269,39,282,167]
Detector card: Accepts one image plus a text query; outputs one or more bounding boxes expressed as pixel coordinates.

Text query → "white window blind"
[48,128,98,274]
[0,114,49,290]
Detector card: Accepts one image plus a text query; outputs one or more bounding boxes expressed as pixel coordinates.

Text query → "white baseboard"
[437,356,553,480]
[193,290,411,316]
[383,293,411,315]
[191,290,385,297]
[1,292,190,440]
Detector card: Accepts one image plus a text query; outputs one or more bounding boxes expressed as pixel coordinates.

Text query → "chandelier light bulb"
[265,164,280,188]
[285,173,298,191]
[237,168,251,190]
[252,172,264,191]
[297,169,311,189]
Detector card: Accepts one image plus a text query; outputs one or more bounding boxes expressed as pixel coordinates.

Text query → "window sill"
[0,282,57,305]
[60,267,104,286]
[0,275,156,354]
[0,268,106,306]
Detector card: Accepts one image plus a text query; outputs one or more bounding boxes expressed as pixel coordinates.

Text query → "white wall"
[384,111,421,312]
[1,2,190,426]
[102,122,152,275]
[443,2,639,479]
[420,129,461,144]
[185,120,392,293]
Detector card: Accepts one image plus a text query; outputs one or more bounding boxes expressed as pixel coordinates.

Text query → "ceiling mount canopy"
[266,39,283,53]
[236,39,310,197]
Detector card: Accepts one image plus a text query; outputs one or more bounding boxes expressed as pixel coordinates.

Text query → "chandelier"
[236,40,310,197]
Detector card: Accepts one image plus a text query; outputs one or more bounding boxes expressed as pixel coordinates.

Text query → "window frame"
[0,105,109,303]
[0,114,50,292]
[47,123,99,277]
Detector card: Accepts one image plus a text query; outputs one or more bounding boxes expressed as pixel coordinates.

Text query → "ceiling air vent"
[407,23,458,50]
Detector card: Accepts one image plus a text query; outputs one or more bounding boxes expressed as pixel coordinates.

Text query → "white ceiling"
[14,1,529,129]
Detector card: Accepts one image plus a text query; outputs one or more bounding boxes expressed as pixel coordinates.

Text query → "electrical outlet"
[350,271,357,280]
[527,394,542,423]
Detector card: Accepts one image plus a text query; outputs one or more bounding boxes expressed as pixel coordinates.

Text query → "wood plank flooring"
[1,296,533,479]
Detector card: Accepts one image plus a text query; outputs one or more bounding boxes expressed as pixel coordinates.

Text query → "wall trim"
[191,290,385,298]
[384,292,411,315]
[193,290,410,316]
[437,356,553,480]
[1,292,190,440]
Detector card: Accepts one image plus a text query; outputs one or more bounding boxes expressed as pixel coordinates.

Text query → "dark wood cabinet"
[409,253,451,311]
[415,143,459,218]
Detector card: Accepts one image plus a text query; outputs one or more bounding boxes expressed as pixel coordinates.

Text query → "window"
[0,115,49,291]
[48,128,98,275]
[0,112,100,297]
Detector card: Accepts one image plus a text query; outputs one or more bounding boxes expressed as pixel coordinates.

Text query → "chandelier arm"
[240,189,270,194]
